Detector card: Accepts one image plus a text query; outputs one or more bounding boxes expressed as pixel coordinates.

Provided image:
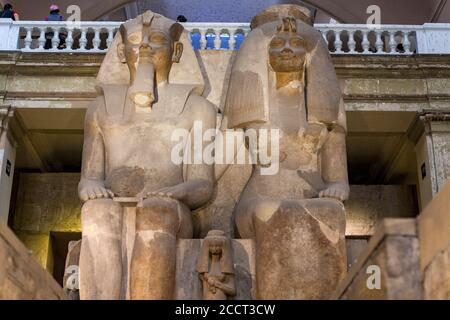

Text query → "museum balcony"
[2,19,450,54]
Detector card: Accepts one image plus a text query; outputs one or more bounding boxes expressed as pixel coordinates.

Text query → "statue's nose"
[281,47,293,54]
[140,36,151,49]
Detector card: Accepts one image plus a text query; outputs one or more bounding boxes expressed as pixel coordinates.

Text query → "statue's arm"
[182,95,216,208]
[319,123,350,201]
[78,97,112,201]
[213,275,236,297]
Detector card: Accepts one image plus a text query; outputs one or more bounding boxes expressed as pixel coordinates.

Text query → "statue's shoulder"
[86,95,107,118]
[165,83,216,117]
[185,94,217,121]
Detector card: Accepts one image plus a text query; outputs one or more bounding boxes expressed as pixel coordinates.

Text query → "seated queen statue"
[223,5,349,299]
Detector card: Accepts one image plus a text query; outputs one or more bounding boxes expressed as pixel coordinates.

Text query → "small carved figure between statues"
[197,230,236,300]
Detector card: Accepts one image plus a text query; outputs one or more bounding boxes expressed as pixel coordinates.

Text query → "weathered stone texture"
[13,173,81,233]
[335,219,423,300]
[345,185,418,236]
[431,129,450,190]
[346,238,368,268]
[418,181,450,299]
[0,224,67,300]
[423,244,450,299]
[12,172,81,271]
[12,172,420,268]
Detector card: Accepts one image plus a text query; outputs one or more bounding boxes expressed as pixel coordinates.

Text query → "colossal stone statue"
[224,5,349,299]
[78,11,216,299]
[197,230,236,300]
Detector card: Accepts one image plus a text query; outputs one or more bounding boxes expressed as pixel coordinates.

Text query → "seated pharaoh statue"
[223,5,349,299]
[78,11,216,299]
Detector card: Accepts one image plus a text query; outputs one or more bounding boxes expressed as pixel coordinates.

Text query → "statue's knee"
[252,199,281,223]
[234,198,280,239]
[136,197,181,234]
[81,199,122,236]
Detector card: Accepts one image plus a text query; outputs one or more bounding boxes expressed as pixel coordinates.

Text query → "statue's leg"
[236,197,347,300]
[130,197,192,299]
[79,199,123,300]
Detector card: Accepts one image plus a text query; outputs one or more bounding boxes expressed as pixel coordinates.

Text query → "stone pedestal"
[115,200,256,300]
[334,218,423,300]
[0,224,67,299]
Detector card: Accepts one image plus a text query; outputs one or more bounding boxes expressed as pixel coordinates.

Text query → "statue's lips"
[279,53,295,60]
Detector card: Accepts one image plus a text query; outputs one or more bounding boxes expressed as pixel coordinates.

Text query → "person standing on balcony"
[177,15,187,22]
[45,4,67,49]
[0,3,20,20]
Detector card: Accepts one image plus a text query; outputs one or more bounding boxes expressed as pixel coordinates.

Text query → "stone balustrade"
[317,24,420,54]
[1,19,450,54]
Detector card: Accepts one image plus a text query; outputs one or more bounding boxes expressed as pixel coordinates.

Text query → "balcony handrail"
[1,19,450,55]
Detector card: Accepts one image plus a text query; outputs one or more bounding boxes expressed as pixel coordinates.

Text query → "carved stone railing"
[1,19,450,55]
[317,24,420,54]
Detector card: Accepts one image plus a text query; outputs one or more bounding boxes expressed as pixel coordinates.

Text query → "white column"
[38,28,46,50]
[375,30,384,53]
[214,30,221,50]
[79,28,88,50]
[24,27,33,50]
[51,28,60,50]
[334,30,343,53]
[0,107,16,225]
[348,30,356,53]
[361,30,370,54]
[0,18,20,51]
[388,31,397,54]
[415,113,450,209]
[106,28,115,49]
[199,29,207,50]
[228,28,236,50]
[65,28,74,51]
[93,29,101,51]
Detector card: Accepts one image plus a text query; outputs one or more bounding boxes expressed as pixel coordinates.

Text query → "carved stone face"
[120,26,182,84]
[268,31,307,73]
[117,19,184,107]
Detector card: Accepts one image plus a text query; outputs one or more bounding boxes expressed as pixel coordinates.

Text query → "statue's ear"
[117,42,126,64]
[172,41,183,63]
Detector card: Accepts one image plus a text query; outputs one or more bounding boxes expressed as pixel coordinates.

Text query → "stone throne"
[72,5,348,300]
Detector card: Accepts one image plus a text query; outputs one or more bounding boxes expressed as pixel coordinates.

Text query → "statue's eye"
[127,33,142,45]
[290,37,304,48]
[270,37,285,48]
[151,33,168,44]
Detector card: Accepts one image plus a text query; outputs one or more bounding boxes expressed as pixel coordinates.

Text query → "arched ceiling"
[5,0,450,24]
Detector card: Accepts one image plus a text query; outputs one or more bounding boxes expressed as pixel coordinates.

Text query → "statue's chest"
[100,114,189,146]
[268,91,307,134]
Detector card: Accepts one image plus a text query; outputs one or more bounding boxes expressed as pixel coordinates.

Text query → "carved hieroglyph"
[223,5,349,299]
[78,11,216,300]
[197,230,236,300]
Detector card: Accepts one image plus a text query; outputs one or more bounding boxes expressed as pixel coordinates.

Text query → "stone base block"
[334,219,423,300]
[0,224,67,299]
